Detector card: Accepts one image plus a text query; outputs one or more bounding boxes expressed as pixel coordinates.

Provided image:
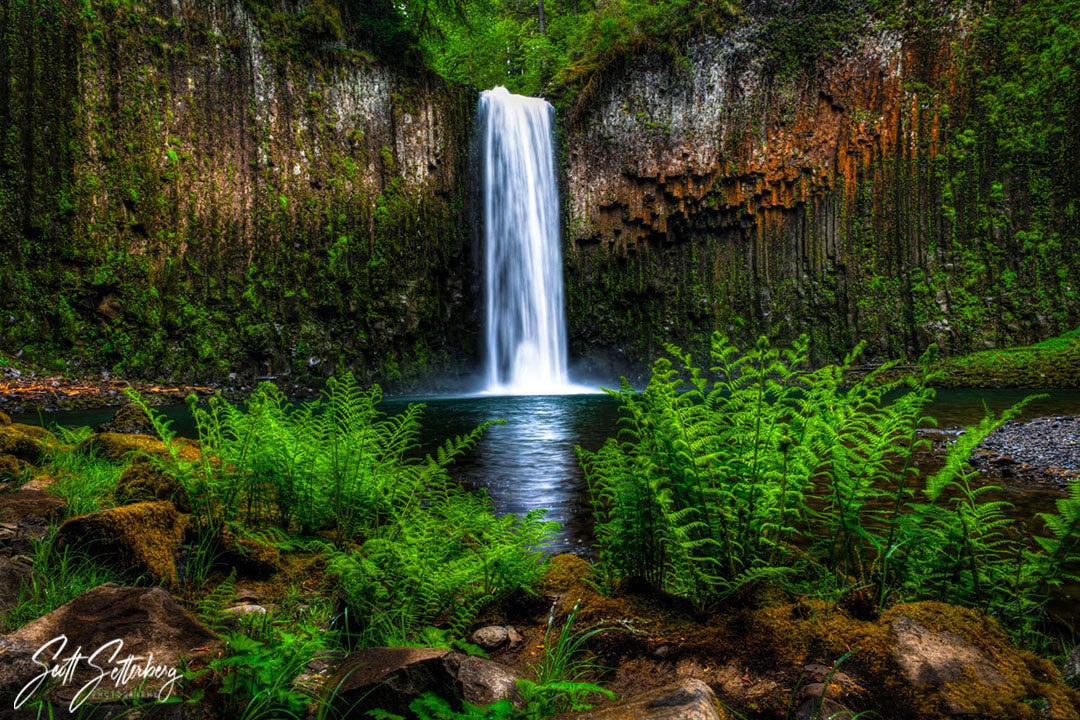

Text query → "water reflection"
[383,394,620,553]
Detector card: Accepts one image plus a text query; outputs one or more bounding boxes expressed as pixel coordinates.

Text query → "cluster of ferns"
[579,333,1080,641]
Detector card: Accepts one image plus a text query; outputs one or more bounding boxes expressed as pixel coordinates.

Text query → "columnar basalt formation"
[562,2,1079,378]
[1,0,477,387]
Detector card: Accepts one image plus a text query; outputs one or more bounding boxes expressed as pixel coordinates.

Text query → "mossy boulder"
[116,456,189,512]
[79,432,200,463]
[56,501,185,584]
[0,424,46,464]
[0,411,10,425]
[96,404,158,436]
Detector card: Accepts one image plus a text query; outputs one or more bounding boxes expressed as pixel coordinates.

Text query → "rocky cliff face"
[1,0,477,387]
[562,0,1080,378]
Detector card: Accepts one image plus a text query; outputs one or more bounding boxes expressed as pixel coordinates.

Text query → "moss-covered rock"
[0,424,46,464]
[116,456,189,512]
[79,432,200,463]
[0,411,10,425]
[56,501,186,585]
[95,404,158,436]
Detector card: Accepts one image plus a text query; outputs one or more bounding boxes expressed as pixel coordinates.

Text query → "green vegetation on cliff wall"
[561,0,1080,379]
[0,0,478,387]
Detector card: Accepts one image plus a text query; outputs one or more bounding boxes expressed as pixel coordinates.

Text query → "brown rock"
[0,584,219,707]
[445,653,524,707]
[321,648,528,718]
[506,625,524,650]
[0,556,31,616]
[550,679,724,719]
[0,490,67,524]
[0,519,49,558]
[890,615,1006,688]
[56,501,185,584]
[470,625,510,651]
[321,647,459,718]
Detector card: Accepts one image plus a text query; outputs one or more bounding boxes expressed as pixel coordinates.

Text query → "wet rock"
[56,501,185,584]
[117,456,189,512]
[0,489,67,524]
[550,679,723,719]
[470,625,509,651]
[96,404,158,437]
[0,584,219,707]
[0,555,31,616]
[972,416,1080,483]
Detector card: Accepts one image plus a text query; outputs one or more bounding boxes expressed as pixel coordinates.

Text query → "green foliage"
[3,532,121,631]
[128,375,556,647]
[581,333,1080,640]
[518,602,613,717]
[327,501,556,647]
[426,0,736,102]
[196,607,330,720]
[40,435,122,517]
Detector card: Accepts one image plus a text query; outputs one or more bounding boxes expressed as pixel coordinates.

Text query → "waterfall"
[477,87,575,395]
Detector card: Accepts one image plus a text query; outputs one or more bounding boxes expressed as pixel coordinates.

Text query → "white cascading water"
[478,86,577,395]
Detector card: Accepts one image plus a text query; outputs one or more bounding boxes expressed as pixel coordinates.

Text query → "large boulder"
[0,584,220,708]
[0,490,67,524]
[56,501,185,584]
[551,679,725,719]
[321,647,524,718]
[116,457,189,512]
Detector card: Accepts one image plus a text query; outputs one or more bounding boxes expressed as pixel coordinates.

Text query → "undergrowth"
[579,333,1080,643]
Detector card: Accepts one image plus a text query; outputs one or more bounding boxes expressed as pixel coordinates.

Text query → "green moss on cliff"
[0,0,478,388]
